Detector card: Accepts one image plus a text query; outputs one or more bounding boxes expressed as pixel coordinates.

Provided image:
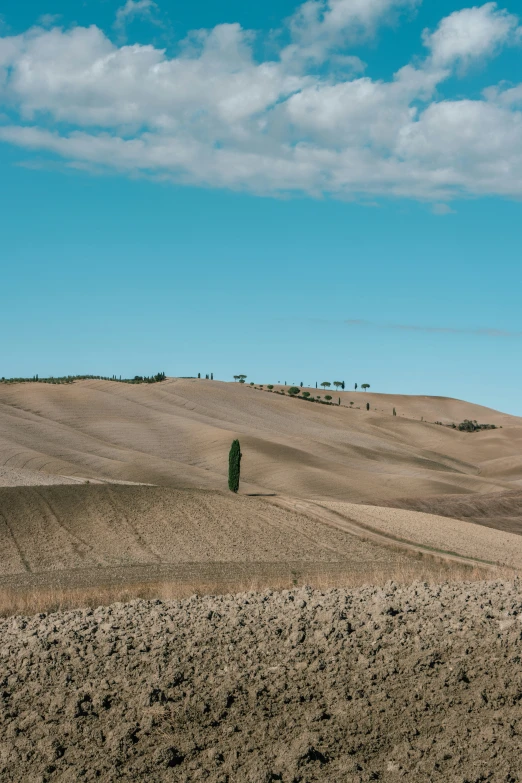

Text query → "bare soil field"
[1,580,521,783]
[376,489,522,535]
[0,485,493,613]
[1,379,521,605]
[1,378,521,501]
[1,381,521,781]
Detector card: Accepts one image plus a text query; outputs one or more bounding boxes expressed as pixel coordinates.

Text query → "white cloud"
[37,14,62,28]
[423,3,521,68]
[431,203,455,215]
[284,0,420,64]
[0,2,522,201]
[115,0,158,30]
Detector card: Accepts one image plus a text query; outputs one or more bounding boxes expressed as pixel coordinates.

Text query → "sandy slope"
[1,379,522,593]
[0,484,518,595]
[1,378,521,501]
[317,499,522,569]
[375,488,522,535]
[0,485,417,582]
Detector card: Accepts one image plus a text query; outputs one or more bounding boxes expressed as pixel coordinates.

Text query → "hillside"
[1,378,521,600]
[1,378,521,500]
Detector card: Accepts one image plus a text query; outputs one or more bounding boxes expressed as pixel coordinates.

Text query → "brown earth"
[375,489,522,535]
[1,378,521,501]
[1,485,520,601]
[0,485,417,586]
[1,580,521,783]
[2,381,522,782]
[1,379,522,597]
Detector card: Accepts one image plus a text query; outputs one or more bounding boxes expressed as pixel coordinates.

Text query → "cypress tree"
[228,439,242,493]
[366,402,370,411]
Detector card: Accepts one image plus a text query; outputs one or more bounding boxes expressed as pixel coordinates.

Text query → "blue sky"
[1,0,522,413]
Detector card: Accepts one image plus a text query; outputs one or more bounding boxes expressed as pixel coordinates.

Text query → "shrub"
[288,386,300,396]
[302,391,311,398]
[458,419,497,432]
[267,385,274,390]
[325,395,332,401]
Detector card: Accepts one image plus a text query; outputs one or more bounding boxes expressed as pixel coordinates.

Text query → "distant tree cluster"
[0,372,167,386]
[434,419,498,432]
[458,419,498,432]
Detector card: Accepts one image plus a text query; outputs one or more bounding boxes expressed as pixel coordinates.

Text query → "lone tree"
[321,381,331,389]
[228,440,242,493]
[333,381,343,390]
[238,375,247,384]
[361,383,371,391]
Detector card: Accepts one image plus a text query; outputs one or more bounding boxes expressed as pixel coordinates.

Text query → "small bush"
[458,419,497,432]
[325,395,332,401]
[288,387,301,396]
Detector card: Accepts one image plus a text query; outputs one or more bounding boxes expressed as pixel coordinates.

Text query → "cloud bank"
[0,1,522,200]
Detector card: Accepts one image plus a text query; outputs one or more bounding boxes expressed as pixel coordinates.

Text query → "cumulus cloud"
[0,2,522,200]
[114,0,158,31]
[423,3,521,68]
[285,0,420,63]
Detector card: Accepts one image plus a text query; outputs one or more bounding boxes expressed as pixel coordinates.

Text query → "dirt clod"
[1,580,521,782]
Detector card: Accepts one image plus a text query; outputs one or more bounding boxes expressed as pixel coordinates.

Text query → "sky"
[1,0,521,414]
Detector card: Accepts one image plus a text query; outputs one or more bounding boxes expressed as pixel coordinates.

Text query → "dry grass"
[0,562,510,618]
